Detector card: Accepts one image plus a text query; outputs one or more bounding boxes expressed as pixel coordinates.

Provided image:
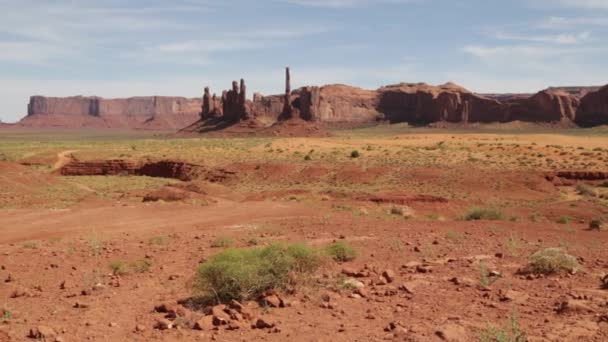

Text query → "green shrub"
[326,241,357,262]
[464,208,504,221]
[480,312,527,342]
[109,260,128,275]
[110,259,152,275]
[350,150,360,158]
[556,216,571,225]
[524,248,580,275]
[194,243,321,303]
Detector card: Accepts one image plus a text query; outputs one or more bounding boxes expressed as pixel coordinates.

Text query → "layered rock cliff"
[576,85,608,127]
[20,96,201,129]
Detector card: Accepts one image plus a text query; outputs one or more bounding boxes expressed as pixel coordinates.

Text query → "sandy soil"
[0,130,607,341]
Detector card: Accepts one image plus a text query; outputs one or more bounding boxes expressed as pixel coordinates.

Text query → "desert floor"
[1,126,607,341]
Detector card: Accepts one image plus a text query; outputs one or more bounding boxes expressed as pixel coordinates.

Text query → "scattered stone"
[28,326,57,340]
[229,300,253,320]
[263,294,283,308]
[154,318,173,330]
[555,299,595,314]
[343,278,365,289]
[108,322,117,327]
[253,318,275,329]
[435,323,467,341]
[4,274,13,283]
[211,305,230,325]
[499,290,529,304]
[194,316,215,331]
[11,287,32,298]
[354,287,368,298]
[135,324,146,332]
[73,302,90,309]
[382,269,396,283]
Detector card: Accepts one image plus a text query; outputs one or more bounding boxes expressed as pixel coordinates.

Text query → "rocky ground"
[0,128,607,341]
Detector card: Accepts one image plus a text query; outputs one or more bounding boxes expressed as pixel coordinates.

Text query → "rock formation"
[17,69,608,130]
[20,96,201,129]
[576,85,608,126]
[281,67,294,119]
[506,89,579,122]
[201,87,211,120]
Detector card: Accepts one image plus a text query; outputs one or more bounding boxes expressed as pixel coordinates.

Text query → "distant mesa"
[9,68,608,131]
[19,96,201,130]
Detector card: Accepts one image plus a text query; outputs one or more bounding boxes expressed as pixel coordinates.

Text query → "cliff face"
[576,85,608,127]
[506,90,580,123]
[21,96,201,129]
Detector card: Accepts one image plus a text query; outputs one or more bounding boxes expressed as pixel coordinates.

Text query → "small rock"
[263,294,283,308]
[253,318,275,329]
[343,278,365,289]
[382,269,396,283]
[154,318,173,330]
[135,324,146,332]
[194,316,215,331]
[28,326,57,339]
[109,322,117,327]
[435,323,467,341]
[499,290,529,304]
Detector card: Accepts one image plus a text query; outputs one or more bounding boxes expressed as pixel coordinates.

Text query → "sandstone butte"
[12,69,608,130]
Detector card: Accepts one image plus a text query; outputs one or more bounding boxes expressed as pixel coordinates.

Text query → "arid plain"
[1,126,608,342]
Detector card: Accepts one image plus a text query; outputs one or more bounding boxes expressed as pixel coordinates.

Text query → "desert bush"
[464,208,504,221]
[350,150,360,158]
[601,274,608,289]
[523,248,580,275]
[576,184,597,197]
[326,241,357,262]
[589,219,605,231]
[194,243,321,303]
[555,216,571,224]
[109,260,128,275]
[480,312,527,342]
[109,259,152,275]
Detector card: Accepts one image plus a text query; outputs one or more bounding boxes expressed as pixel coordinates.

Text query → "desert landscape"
[1,113,608,341]
[2,1,608,341]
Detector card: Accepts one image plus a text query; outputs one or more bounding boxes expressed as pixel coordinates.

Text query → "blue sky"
[1,0,607,122]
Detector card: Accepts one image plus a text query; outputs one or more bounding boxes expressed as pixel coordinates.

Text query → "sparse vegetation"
[556,216,571,225]
[109,260,128,275]
[130,259,153,273]
[350,150,360,158]
[194,243,322,303]
[576,184,597,197]
[109,259,152,275]
[326,241,357,262]
[589,219,605,231]
[523,248,580,275]
[480,312,527,342]
[210,236,234,248]
[1,307,11,322]
[89,237,103,256]
[464,208,504,221]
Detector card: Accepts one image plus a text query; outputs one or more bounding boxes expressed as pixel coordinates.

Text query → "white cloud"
[494,31,591,45]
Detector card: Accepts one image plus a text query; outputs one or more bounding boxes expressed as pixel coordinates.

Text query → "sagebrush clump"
[326,241,357,262]
[463,208,504,221]
[194,243,322,304]
[523,248,580,275]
